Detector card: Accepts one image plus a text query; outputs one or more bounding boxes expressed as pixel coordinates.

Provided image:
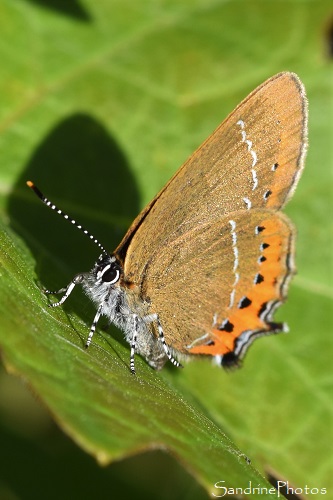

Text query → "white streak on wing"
[228,220,239,309]
[251,168,258,190]
[237,120,259,191]
[246,139,252,150]
[229,219,236,231]
[186,333,209,349]
[243,197,252,209]
[229,289,236,308]
[250,150,257,167]
[232,246,239,272]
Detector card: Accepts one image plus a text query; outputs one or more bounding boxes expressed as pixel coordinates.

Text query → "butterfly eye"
[99,264,120,284]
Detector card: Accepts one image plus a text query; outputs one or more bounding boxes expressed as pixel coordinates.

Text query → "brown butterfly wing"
[141,209,295,360]
[114,72,306,362]
[115,72,307,283]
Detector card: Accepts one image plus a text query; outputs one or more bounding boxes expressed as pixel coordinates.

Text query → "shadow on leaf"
[24,0,91,21]
[8,112,140,293]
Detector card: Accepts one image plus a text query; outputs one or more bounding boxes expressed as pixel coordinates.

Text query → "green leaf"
[0,222,274,497]
[1,0,332,498]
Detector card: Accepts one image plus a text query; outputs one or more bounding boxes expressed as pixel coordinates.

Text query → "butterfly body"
[27,72,307,373]
[82,253,170,370]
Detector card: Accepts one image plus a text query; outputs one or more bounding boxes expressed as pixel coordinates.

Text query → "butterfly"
[28,71,307,373]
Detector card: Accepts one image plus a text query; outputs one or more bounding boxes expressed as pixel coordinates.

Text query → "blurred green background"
[0,1,332,499]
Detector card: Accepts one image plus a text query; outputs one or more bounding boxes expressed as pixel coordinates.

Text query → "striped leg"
[44,274,86,307]
[85,303,103,348]
[130,315,139,375]
[146,314,183,369]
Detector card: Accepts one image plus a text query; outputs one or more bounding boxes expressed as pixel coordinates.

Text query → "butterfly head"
[94,254,123,285]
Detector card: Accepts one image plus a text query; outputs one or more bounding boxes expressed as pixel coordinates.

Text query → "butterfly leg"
[44,273,87,307]
[130,314,139,375]
[85,303,103,348]
[144,314,183,369]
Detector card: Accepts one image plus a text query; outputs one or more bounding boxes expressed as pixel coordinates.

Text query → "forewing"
[117,72,307,282]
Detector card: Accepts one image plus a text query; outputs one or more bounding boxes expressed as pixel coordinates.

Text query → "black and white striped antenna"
[26,181,108,255]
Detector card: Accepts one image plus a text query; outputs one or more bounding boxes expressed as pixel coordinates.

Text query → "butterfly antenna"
[26,181,108,255]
